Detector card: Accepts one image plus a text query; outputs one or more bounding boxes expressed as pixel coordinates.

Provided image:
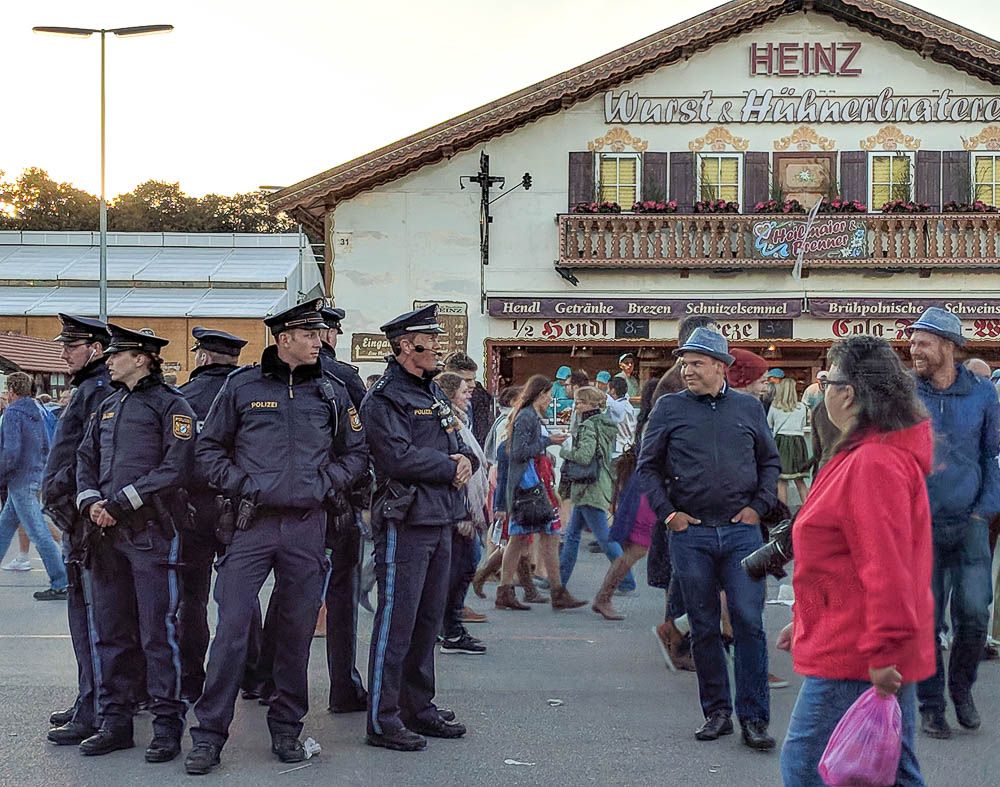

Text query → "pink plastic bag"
[818,687,902,786]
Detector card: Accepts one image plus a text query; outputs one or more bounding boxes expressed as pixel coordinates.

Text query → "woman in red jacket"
[777,336,935,786]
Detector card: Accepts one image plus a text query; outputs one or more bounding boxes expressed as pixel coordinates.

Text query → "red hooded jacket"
[791,420,936,683]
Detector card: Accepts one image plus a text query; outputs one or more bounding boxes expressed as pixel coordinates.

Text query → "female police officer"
[76,325,197,763]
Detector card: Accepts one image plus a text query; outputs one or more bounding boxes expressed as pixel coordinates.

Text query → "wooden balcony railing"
[556,213,1000,270]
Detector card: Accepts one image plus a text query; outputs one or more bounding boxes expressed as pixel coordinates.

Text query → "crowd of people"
[1,300,999,784]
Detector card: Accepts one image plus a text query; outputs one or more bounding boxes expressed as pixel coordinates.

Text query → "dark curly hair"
[826,335,927,453]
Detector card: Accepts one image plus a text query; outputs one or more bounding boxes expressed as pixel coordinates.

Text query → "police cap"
[190,326,248,354]
[54,314,110,346]
[264,299,328,335]
[106,324,169,355]
[379,304,445,340]
[320,307,346,333]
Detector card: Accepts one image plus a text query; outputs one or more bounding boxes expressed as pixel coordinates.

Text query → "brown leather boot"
[655,619,696,671]
[517,555,548,603]
[495,583,530,611]
[591,557,630,620]
[472,548,504,599]
[550,584,587,610]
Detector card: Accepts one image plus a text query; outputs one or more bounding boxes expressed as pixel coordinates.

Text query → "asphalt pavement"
[0,541,997,786]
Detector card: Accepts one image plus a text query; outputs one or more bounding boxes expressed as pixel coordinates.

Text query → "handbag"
[562,429,601,483]
[511,458,552,527]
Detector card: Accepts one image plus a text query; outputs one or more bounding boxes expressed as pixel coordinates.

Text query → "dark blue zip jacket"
[320,344,367,410]
[42,358,112,507]
[636,383,780,524]
[361,357,478,526]
[76,373,196,518]
[0,396,51,488]
[196,346,368,510]
[915,364,1000,521]
[179,363,238,508]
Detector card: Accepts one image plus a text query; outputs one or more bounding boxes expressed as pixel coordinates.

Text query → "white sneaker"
[1,556,32,571]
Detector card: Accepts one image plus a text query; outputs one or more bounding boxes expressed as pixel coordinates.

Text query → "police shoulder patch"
[172,414,193,440]
[348,406,363,432]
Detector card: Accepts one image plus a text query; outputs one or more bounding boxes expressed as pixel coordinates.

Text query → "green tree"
[109,180,198,231]
[0,167,99,230]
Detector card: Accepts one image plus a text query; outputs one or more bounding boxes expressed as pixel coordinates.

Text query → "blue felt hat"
[907,307,965,347]
[555,365,571,380]
[673,327,734,366]
[595,370,611,383]
[766,368,785,379]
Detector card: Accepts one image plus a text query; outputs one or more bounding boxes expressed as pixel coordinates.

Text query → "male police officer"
[362,304,478,751]
[177,327,247,704]
[186,300,368,774]
[318,306,370,712]
[44,315,115,745]
[76,325,196,762]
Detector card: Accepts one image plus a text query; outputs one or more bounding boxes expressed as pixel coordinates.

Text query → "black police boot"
[47,720,97,745]
[407,717,467,739]
[365,727,427,752]
[740,719,776,751]
[49,707,75,727]
[694,711,733,741]
[954,696,981,730]
[145,734,182,763]
[79,726,135,756]
[437,707,456,722]
[271,733,306,763]
[184,742,221,775]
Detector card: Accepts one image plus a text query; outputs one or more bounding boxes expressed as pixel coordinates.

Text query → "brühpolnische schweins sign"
[751,217,867,260]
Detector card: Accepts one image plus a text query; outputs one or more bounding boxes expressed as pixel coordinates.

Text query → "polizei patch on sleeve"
[172,414,193,440]
[348,406,363,432]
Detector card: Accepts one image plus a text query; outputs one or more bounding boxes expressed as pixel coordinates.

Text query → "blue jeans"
[917,517,992,714]
[669,523,768,723]
[559,505,635,591]
[0,481,67,590]
[781,679,924,786]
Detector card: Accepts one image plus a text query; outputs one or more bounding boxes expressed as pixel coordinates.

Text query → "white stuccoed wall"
[326,11,1000,378]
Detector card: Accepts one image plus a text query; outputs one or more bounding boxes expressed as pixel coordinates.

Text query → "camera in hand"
[741,517,793,581]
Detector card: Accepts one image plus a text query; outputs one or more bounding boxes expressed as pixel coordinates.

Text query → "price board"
[614,318,649,340]
[413,300,469,356]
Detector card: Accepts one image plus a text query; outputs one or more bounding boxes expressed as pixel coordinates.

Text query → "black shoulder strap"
[317,376,340,435]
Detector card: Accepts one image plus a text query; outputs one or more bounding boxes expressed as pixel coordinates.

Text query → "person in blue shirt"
[549,365,573,417]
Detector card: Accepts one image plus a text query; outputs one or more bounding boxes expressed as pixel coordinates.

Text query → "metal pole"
[99,30,107,321]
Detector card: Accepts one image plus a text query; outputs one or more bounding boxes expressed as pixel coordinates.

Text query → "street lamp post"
[33,24,173,321]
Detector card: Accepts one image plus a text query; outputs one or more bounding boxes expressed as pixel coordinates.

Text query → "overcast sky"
[2,0,997,198]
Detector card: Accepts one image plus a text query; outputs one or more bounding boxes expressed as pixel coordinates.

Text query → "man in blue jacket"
[909,307,1000,740]
[636,328,780,751]
[0,372,65,599]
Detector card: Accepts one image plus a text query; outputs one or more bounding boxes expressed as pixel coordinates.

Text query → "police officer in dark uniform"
[76,325,197,762]
[318,306,370,712]
[362,304,478,751]
[186,300,368,775]
[44,315,115,745]
[177,327,247,704]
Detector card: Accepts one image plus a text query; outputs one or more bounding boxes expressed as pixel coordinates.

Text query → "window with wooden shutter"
[597,153,640,206]
[697,154,742,205]
[973,154,1000,206]
[869,153,913,206]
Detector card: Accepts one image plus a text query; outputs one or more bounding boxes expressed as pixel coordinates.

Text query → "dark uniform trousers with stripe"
[89,526,186,737]
[367,522,451,736]
[191,511,329,746]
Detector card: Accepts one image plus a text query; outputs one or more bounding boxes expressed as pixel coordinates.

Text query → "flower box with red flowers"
[631,200,678,214]
[753,199,806,214]
[817,197,867,214]
[693,199,740,214]
[880,200,931,214]
[571,201,622,214]
[942,200,998,213]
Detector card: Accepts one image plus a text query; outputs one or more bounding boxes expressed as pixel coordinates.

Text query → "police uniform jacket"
[361,356,479,526]
[76,372,197,519]
[41,357,112,508]
[320,344,367,410]
[179,363,238,500]
[196,345,368,510]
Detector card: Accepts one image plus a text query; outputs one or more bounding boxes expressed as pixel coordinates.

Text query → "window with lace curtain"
[973,154,1000,206]
[596,153,640,206]
[697,154,742,205]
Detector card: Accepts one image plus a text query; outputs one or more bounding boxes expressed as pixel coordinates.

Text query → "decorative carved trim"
[773,126,836,151]
[688,126,749,152]
[588,127,648,153]
[963,126,1000,150]
[859,125,921,151]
